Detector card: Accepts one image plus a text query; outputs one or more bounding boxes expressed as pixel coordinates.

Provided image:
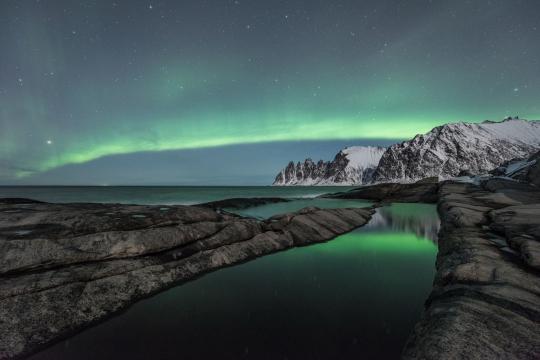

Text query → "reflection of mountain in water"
[363,205,440,243]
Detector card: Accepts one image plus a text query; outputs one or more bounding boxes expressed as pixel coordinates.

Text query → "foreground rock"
[0,199,373,359]
[197,197,290,210]
[324,177,439,203]
[403,179,540,359]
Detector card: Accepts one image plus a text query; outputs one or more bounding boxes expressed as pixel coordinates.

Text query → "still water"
[20,189,438,360]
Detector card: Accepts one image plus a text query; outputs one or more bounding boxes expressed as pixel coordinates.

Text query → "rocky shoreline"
[402,178,540,359]
[0,199,373,359]
[324,151,540,358]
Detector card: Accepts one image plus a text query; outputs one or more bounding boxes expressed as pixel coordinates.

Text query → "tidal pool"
[30,202,438,359]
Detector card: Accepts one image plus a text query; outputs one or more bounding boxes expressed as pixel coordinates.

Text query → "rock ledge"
[0,199,373,359]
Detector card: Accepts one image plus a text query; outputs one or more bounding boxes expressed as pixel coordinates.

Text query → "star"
[46,140,53,145]
[148,4,153,10]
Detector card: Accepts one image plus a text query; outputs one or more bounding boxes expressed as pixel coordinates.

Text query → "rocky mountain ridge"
[373,118,540,183]
[274,118,540,185]
[273,146,385,186]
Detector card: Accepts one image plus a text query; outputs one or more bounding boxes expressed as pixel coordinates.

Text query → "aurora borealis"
[1,0,540,184]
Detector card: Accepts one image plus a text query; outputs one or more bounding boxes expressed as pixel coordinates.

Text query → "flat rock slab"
[0,199,374,359]
[403,180,540,359]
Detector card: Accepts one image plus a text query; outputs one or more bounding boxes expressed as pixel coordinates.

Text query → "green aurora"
[1,1,540,181]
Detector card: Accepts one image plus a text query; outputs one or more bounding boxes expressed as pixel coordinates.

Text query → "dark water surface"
[0,186,354,205]
[21,189,438,360]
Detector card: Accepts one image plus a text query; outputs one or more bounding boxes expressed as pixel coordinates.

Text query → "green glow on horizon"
[12,111,535,178]
[5,40,538,179]
[34,113,445,175]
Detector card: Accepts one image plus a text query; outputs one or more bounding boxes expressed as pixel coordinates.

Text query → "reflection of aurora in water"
[231,199,440,244]
[30,200,437,360]
[364,203,440,243]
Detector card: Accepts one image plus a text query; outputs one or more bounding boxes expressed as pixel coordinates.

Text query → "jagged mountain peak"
[273,146,386,186]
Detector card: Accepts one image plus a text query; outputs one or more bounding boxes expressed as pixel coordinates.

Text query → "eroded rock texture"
[403,179,540,359]
[0,200,373,359]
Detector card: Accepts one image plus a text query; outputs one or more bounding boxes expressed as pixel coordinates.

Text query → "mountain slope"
[373,119,540,183]
[273,146,386,186]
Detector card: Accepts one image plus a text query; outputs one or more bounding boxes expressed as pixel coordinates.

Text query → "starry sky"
[1,0,540,185]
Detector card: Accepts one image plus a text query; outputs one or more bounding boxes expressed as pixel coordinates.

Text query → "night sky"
[1,0,540,185]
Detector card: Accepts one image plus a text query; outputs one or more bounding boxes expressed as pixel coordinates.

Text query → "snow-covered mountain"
[273,118,540,186]
[373,118,540,183]
[273,146,386,186]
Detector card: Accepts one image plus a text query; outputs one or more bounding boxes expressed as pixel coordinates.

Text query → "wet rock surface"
[403,180,540,359]
[0,199,373,359]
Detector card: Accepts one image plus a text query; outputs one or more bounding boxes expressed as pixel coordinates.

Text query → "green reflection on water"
[382,203,440,220]
[29,201,438,360]
[311,232,437,255]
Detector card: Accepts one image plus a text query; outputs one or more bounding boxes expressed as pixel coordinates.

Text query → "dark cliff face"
[274,161,301,184]
[373,120,540,183]
[282,158,333,184]
[327,151,349,182]
[273,158,333,185]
